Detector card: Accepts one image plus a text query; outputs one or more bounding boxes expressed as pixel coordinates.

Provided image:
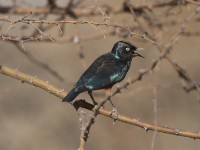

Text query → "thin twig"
[13,42,66,82]
[149,71,158,150]
[73,27,88,70]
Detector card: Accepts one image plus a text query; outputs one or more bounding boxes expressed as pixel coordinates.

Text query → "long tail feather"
[62,88,79,102]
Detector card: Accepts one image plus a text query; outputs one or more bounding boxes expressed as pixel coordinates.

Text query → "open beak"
[134,53,144,58]
[132,48,144,58]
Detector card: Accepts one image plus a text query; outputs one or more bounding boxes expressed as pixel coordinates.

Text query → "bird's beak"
[132,48,144,58]
[134,53,144,58]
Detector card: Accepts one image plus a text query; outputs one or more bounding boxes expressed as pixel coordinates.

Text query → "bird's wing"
[75,52,120,91]
[85,61,119,90]
[76,53,113,82]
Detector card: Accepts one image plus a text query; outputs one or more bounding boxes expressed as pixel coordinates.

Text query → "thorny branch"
[1,0,200,149]
[0,0,199,16]
[162,7,200,92]
[1,10,199,92]
[0,65,200,140]
[78,5,200,144]
[124,0,200,92]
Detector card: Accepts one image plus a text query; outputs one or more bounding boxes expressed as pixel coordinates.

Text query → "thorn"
[144,127,148,132]
[175,129,179,135]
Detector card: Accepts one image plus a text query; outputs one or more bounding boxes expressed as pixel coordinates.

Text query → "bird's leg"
[105,88,118,120]
[105,88,115,107]
[88,91,98,105]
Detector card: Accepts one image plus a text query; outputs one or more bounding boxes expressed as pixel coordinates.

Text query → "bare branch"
[1,65,200,140]
[0,1,191,16]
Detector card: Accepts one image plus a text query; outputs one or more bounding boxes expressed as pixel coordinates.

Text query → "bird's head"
[111,41,144,61]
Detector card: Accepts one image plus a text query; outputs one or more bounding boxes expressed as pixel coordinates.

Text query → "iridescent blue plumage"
[62,41,143,104]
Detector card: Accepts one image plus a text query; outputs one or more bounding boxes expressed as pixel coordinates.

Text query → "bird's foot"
[107,99,118,121]
[110,107,119,122]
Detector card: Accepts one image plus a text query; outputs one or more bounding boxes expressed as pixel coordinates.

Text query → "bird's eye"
[126,47,130,51]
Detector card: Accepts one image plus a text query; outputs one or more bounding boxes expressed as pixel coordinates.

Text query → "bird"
[62,41,144,105]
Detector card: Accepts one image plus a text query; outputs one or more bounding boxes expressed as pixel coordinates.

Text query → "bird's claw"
[111,107,119,121]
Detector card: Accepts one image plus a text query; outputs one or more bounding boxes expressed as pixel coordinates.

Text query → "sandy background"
[0,0,200,150]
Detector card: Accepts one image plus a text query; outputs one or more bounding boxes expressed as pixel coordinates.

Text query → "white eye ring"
[126,47,130,51]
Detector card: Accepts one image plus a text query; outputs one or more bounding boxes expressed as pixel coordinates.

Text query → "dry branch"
[0,1,187,16]
[1,65,200,139]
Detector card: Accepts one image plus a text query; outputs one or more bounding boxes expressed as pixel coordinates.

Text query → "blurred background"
[0,0,200,149]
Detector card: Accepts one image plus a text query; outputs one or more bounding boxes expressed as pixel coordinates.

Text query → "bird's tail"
[62,88,80,102]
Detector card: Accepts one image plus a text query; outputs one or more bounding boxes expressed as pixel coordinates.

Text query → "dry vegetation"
[0,0,200,150]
